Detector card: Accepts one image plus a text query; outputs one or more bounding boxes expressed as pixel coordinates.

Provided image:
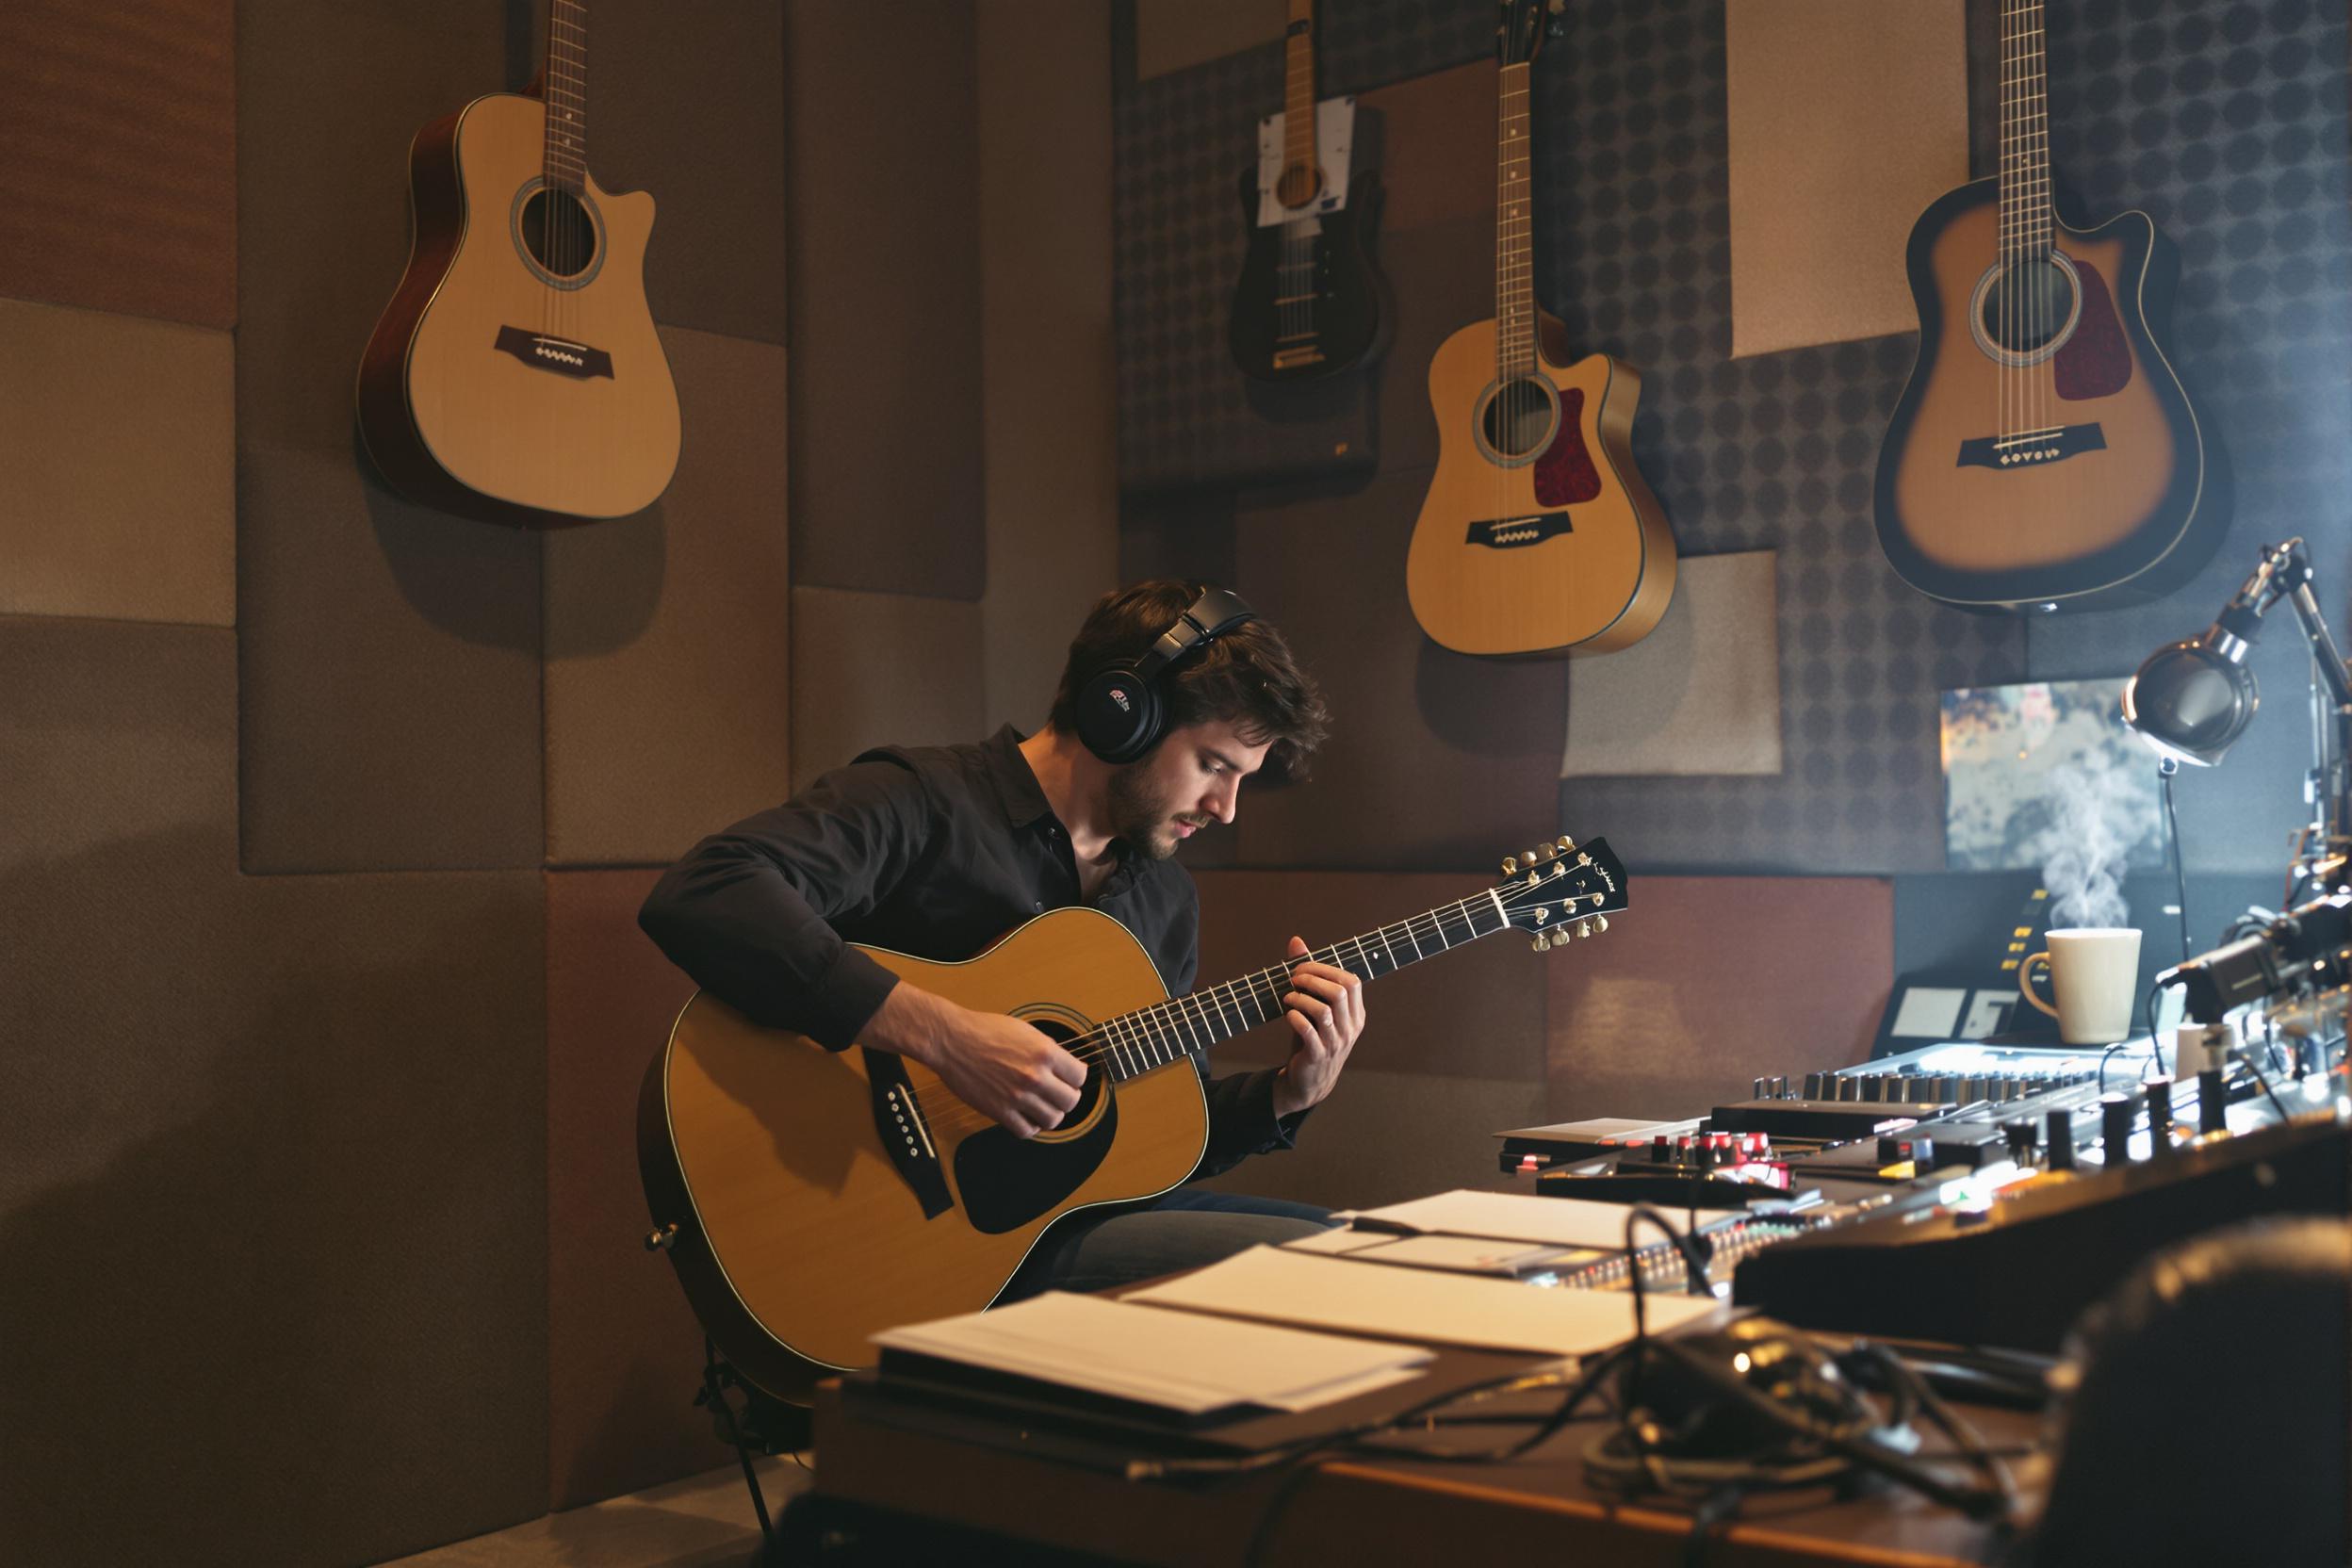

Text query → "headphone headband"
[1072,586,1259,764]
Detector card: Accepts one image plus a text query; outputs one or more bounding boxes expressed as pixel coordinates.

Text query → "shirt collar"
[983,724,1058,830]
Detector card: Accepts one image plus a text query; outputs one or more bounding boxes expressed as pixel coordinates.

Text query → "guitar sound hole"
[1481,379,1558,460]
[1028,1017,1101,1133]
[519,188,599,280]
[1980,256,2074,353]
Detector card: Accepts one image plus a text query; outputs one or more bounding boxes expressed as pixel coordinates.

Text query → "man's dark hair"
[1049,580,1331,783]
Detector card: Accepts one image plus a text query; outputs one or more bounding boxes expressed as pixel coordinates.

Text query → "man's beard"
[1106,762,1200,861]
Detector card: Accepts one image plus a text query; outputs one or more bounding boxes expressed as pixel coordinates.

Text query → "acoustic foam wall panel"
[585,0,789,345]
[0,299,235,626]
[1545,874,1891,1125]
[1230,470,1572,874]
[1195,1069,1547,1211]
[237,440,544,873]
[546,868,710,1511]
[1,616,547,1566]
[789,585,986,795]
[978,0,1122,736]
[544,326,792,868]
[784,1,985,600]
[1193,869,1551,1083]
[0,0,235,329]
[1135,0,1284,83]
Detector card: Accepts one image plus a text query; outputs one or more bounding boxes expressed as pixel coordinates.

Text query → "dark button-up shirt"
[638,725,1301,1179]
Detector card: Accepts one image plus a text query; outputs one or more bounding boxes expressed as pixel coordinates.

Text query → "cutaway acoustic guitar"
[357,0,679,526]
[1873,0,2224,610]
[1404,0,1675,659]
[640,834,1627,1402]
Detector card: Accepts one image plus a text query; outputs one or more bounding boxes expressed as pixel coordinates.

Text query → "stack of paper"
[1128,1245,1722,1356]
[1343,1188,1662,1250]
[872,1291,1430,1414]
[1282,1228,1591,1277]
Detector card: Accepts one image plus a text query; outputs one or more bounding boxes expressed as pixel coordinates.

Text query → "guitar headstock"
[1498,0,1552,66]
[1488,834,1626,953]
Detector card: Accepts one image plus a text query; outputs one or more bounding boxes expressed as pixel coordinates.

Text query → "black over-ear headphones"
[1071,586,1258,764]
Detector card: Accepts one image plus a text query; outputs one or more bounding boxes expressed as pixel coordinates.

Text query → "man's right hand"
[863,984,1087,1138]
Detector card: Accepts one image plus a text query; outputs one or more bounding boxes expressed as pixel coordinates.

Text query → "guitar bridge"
[865,1051,953,1219]
[493,325,615,381]
[1466,513,1574,549]
[1956,422,2105,470]
[1272,345,1325,369]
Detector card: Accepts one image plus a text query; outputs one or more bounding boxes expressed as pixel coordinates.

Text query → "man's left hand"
[1271,935,1364,1118]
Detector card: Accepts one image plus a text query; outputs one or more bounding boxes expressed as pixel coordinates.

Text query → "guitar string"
[902,879,1603,1140]
[895,890,1577,1139]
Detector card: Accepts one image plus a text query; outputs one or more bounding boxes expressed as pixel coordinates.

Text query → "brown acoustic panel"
[236,0,508,457]
[1371,212,1494,478]
[1360,60,1497,234]
[977,0,1119,732]
[1194,1069,1547,1211]
[790,586,985,793]
[0,616,547,1566]
[1232,469,1570,872]
[1134,0,1285,81]
[1193,870,1549,1083]
[1545,874,1892,1125]
[0,300,234,625]
[544,327,792,868]
[784,2,984,600]
[589,1,788,344]
[547,868,712,1511]
[0,0,234,328]
[237,440,543,872]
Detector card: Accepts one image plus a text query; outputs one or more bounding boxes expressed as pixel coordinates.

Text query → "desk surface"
[808,1344,2047,1567]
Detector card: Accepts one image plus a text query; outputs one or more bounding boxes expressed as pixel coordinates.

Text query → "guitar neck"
[1091,891,1512,1085]
[1496,59,1536,377]
[1998,0,2051,256]
[1279,0,1318,208]
[543,0,589,192]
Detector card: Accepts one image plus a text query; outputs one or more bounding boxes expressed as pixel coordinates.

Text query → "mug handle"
[2017,952,2060,1020]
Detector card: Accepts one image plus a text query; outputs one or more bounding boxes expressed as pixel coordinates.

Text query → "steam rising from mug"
[2041,761,2132,930]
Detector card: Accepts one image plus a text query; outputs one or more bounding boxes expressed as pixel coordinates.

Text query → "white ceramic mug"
[2017,927,2143,1044]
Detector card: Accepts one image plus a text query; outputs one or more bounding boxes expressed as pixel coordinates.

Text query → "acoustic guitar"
[1227,0,1390,382]
[640,834,1628,1401]
[1404,0,1675,659]
[1873,0,2223,610]
[357,0,680,527]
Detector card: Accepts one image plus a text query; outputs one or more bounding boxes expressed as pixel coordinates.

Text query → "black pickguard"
[952,1065,1120,1235]
[1228,166,1392,384]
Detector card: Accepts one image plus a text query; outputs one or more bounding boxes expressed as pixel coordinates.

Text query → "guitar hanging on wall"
[357,0,680,527]
[1404,0,1675,658]
[1871,0,2224,611]
[640,835,1628,1402]
[1227,0,1391,383]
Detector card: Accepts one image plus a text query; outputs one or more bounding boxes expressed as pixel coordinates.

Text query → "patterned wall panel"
[2020,0,2352,876]
[0,300,235,626]
[0,617,547,1566]
[784,2,985,600]
[544,326,792,868]
[0,0,235,329]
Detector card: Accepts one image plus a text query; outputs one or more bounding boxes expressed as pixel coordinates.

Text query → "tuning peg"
[1574,919,1593,939]
[1525,847,1543,866]
[1530,931,1551,953]
[1501,856,1518,874]
[1555,835,1576,854]
[1592,915,1609,935]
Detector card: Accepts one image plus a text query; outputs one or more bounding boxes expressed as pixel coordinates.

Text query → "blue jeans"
[999,1188,1337,1300]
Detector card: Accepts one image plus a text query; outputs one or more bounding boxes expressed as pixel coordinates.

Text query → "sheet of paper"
[1890,986,1968,1039]
[873,1290,1429,1414]
[1130,1246,1723,1357]
[1341,1233,1590,1277]
[1280,1226,1398,1256]
[1341,1189,1671,1251]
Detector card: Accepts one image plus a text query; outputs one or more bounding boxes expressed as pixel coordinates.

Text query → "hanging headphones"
[1072,586,1258,763]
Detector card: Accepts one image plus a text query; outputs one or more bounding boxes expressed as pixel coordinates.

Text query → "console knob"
[2145,1078,2176,1152]
[2046,1107,2076,1171]
[2100,1092,2140,1167]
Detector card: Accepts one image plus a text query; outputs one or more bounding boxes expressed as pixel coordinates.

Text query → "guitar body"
[1228,167,1392,382]
[357,92,681,527]
[1874,177,2223,609]
[639,907,1209,1401]
[1406,314,1676,657]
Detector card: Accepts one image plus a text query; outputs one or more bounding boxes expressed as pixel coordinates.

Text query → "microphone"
[2123,542,2305,767]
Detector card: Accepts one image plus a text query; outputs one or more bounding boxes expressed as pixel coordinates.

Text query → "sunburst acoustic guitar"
[639,834,1628,1402]
[357,0,679,527]
[1404,0,1675,659]
[1873,0,2223,610]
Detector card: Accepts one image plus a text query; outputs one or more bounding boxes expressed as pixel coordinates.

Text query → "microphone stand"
[2266,540,2352,898]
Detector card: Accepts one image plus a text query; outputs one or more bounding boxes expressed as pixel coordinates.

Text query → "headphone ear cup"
[1074,665,1162,763]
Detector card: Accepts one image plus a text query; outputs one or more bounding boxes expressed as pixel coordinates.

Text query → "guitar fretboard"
[1495,60,1537,379]
[1997,0,2051,256]
[1280,0,1318,200]
[1086,890,1511,1085]
[544,0,590,194]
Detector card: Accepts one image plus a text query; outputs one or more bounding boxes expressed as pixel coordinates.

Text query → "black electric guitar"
[1228,0,1390,382]
[640,834,1625,1401]
[1872,0,2224,610]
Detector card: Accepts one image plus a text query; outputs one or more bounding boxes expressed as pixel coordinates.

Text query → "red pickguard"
[1533,386,1601,506]
[2054,259,2131,400]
